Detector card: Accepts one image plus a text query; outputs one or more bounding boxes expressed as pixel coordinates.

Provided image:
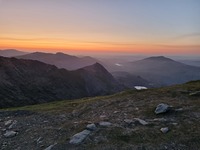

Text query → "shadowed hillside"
[0,56,123,108]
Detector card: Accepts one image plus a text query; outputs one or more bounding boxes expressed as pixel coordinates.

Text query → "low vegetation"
[0,80,200,149]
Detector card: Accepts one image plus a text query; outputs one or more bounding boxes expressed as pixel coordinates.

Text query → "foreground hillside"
[0,81,200,150]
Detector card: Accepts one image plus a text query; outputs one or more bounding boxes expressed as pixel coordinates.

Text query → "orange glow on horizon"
[0,37,200,55]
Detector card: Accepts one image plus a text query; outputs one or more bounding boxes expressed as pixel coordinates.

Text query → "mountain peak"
[143,56,174,62]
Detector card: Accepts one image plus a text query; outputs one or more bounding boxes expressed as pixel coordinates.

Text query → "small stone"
[153,118,167,122]
[8,120,17,129]
[36,137,43,144]
[134,118,148,125]
[172,123,178,126]
[160,127,169,133]
[100,115,107,118]
[155,103,170,114]
[44,143,57,150]
[86,123,97,131]
[114,111,120,114]
[189,91,200,96]
[4,131,18,138]
[124,119,133,124]
[175,108,183,112]
[69,130,91,144]
[99,121,112,127]
[4,120,13,126]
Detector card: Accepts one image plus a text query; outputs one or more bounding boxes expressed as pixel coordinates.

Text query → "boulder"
[69,130,91,144]
[155,103,170,114]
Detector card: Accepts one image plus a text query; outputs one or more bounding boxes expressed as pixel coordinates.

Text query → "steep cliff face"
[0,57,123,108]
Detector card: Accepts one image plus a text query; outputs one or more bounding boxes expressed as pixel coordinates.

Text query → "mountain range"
[0,49,28,57]
[0,56,122,108]
[17,52,99,70]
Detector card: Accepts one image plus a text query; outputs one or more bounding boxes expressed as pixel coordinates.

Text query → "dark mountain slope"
[112,71,152,88]
[17,52,98,70]
[0,57,123,108]
[0,49,28,57]
[77,63,123,95]
[125,56,200,86]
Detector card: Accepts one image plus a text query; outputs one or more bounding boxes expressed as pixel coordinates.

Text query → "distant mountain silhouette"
[17,52,99,70]
[0,49,28,57]
[0,56,123,108]
[125,56,200,86]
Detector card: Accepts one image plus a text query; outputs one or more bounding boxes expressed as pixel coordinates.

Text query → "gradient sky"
[0,0,200,55]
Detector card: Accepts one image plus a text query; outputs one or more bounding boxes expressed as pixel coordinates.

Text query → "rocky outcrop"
[155,103,170,114]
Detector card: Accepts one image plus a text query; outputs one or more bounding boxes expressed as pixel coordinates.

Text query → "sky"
[0,0,200,55]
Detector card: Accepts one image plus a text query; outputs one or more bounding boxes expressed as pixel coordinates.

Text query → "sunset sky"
[0,0,200,55]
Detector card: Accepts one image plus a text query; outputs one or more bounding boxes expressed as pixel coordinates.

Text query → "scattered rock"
[175,108,183,112]
[8,120,17,129]
[99,121,112,127]
[100,115,107,119]
[189,91,200,96]
[69,130,91,144]
[86,123,97,131]
[4,130,18,138]
[44,143,57,150]
[172,123,178,126]
[155,103,170,114]
[153,118,167,122]
[124,119,134,125]
[113,111,120,114]
[4,120,13,126]
[36,137,43,144]
[134,118,148,125]
[160,127,169,133]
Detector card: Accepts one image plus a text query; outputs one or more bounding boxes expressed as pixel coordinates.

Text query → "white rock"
[4,131,18,138]
[134,86,147,90]
[134,118,148,125]
[69,130,91,144]
[99,121,112,127]
[5,120,13,126]
[160,127,169,133]
[155,103,170,114]
[86,123,97,131]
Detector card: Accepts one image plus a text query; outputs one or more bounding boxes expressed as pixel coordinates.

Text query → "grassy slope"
[1,80,200,149]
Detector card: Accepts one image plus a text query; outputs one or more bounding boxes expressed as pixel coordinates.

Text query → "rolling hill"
[124,56,200,86]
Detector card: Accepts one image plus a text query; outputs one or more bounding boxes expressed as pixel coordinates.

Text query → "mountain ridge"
[0,56,123,108]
